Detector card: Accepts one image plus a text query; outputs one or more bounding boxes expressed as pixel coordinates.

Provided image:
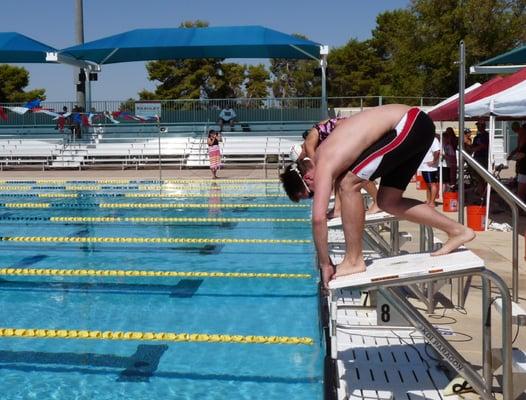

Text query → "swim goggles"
[290,162,313,198]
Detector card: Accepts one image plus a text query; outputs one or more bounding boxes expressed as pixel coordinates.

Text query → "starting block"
[328,249,518,400]
[328,250,484,290]
[328,212,407,256]
[327,211,396,229]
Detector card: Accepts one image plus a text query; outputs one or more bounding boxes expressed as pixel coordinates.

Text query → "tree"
[0,64,45,103]
[369,0,526,98]
[270,34,321,98]
[370,9,425,98]
[327,39,385,104]
[245,64,270,99]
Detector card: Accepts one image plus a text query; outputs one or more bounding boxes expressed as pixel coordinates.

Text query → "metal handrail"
[462,150,525,302]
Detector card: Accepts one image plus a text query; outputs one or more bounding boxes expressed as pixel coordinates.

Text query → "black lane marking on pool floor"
[117,344,168,382]
[170,280,204,298]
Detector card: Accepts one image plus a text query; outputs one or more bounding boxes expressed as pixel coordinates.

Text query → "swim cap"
[289,144,303,162]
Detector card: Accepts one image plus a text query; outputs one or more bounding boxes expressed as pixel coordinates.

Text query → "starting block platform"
[329,250,484,290]
[326,250,518,400]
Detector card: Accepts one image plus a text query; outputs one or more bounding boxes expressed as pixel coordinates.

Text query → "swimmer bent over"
[280,105,474,288]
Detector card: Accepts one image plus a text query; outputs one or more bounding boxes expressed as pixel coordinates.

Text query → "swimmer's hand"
[320,262,335,290]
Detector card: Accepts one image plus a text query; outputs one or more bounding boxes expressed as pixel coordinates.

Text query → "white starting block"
[491,348,526,399]
[328,212,408,257]
[327,250,520,400]
[328,211,395,229]
[493,298,526,326]
[328,250,484,290]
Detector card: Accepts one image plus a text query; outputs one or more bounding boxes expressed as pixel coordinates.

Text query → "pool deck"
[1,166,525,398]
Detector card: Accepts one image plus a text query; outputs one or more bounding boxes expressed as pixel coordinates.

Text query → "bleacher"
[0,120,310,170]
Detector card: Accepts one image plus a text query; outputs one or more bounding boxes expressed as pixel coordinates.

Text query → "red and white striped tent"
[428,67,526,121]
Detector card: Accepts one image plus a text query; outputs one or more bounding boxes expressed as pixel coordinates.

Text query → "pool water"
[0,181,323,400]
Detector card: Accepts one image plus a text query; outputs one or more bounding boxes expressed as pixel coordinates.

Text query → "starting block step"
[328,230,411,245]
[493,298,526,326]
[336,308,377,326]
[328,250,484,290]
[328,212,395,229]
[491,348,526,399]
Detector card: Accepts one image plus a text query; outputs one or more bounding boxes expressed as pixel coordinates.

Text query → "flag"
[24,99,41,110]
[53,112,71,120]
[104,112,119,124]
[34,109,60,118]
[5,106,29,115]
[135,114,158,122]
[0,106,7,121]
[81,114,90,127]
[72,113,82,124]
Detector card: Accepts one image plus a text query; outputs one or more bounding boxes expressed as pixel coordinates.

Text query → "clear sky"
[2,0,409,101]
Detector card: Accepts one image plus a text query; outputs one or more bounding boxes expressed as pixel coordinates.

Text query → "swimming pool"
[0,180,323,399]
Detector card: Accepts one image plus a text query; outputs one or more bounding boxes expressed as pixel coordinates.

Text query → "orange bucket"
[416,174,427,190]
[466,205,486,231]
[442,192,458,212]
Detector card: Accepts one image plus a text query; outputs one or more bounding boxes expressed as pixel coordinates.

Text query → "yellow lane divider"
[124,193,286,198]
[38,193,79,198]
[1,236,311,244]
[50,216,309,223]
[0,186,32,191]
[0,184,280,192]
[3,179,280,184]
[65,186,102,190]
[137,184,278,190]
[99,203,307,209]
[0,327,313,345]
[0,267,311,279]
[0,193,283,198]
[2,202,306,209]
[5,203,50,208]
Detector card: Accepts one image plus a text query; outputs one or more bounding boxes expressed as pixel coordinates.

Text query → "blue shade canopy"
[61,26,321,64]
[0,32,57,63]
[478,44,526,66]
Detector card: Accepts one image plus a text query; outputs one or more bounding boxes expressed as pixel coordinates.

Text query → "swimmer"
[281,105,475,288]
[293,116,381,218]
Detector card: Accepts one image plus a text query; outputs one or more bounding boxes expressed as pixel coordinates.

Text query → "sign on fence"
[135,101,161,119]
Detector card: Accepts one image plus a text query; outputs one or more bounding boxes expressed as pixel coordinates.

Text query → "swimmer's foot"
[333,260,366,279]
[326,208,341,220]
[431,227,475,256]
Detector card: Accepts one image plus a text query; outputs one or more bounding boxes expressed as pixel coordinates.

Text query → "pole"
[320,46,329,119]
[75,0,85,109]
[484,116,495,230]
[458,40,465,225]
[457,40,466,307]
[157,116,162,186]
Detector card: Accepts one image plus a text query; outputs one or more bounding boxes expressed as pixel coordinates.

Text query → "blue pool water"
[0,181,323,400]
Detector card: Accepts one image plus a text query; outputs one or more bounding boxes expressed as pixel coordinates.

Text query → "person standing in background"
[442,127,458,191]
[417,136,441,207]
[207,129,222,179]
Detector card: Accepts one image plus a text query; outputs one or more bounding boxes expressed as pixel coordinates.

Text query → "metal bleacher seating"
[0,120,311,170]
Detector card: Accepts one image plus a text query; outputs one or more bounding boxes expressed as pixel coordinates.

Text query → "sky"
[2,0,410,101]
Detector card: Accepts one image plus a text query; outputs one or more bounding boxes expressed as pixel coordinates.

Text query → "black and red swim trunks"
[350,107,436,190]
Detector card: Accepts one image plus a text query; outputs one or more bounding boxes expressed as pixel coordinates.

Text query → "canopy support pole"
[457,40,466,308]
[320,45,329,119]
[458,41,466,225]
[485,115,496,230]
